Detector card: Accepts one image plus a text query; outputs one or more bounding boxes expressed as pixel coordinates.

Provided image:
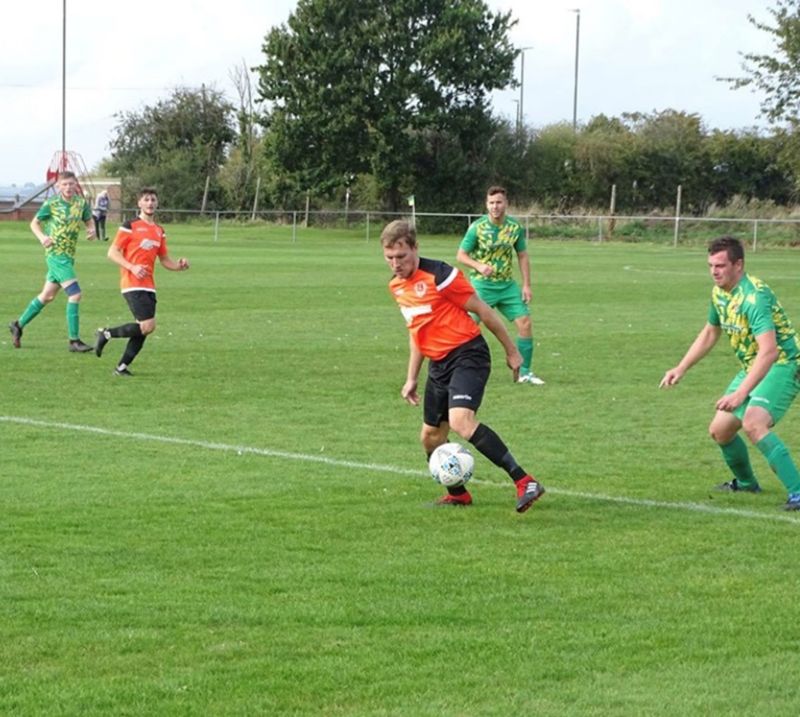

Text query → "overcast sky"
[0,0,778,185]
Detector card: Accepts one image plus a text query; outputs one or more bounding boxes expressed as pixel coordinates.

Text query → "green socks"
[756,432,800,494]
[517,336,533,374]
[18,297,83,341]
[66,301,80,341]
[18,298,44,328]
[720,435,759,489]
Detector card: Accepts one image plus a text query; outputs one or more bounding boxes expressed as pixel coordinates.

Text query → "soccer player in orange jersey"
[381,219,545,512]
[94,188,189,376]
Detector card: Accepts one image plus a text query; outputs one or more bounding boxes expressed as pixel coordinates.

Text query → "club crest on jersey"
[138,239,160,250]
[414,281,427,297]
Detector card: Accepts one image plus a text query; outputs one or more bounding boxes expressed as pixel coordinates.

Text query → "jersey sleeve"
[459,222,478,252]
[746,289,776,336]
[707,300,720,326]
[157,230,168,257]
[35,200,51,222]
[439,268,476,308]
[113,221,133,250]
[512,222,527,252]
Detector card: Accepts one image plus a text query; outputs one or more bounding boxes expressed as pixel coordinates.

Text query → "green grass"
[2,221,800,715]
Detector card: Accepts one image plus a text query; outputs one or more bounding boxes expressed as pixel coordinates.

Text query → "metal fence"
[108,208,800,250]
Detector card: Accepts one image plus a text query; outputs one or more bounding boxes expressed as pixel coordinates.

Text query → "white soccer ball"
[429,442,475,487]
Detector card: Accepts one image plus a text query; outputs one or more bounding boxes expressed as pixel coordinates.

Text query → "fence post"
[673,184,682,248]
[608,184,617,239]
[292,211,297,242]
[214,211,220,242]
[366,211,370,242]
[752,219,758,252]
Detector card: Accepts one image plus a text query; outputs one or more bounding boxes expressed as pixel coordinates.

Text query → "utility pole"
[518,46,534,130]
[570,9,581,131]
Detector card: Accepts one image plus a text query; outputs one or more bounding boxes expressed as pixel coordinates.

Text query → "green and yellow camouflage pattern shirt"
[708,273,800,371]
[459,214,526,283]
[35,194,92,258]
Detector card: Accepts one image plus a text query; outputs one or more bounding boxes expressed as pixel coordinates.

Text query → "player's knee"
[516,315,532,334]
[448,414,477,439]
[709,423,735,445]
[63,281,81,300]
[421,424,446,450]
[140,319,156,335]
[741,415,770,443]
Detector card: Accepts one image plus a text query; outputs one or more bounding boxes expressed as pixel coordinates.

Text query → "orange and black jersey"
[112,218,168,293]
[389,257,481,361]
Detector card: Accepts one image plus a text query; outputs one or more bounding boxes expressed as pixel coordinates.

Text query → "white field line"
[2,414,799,526]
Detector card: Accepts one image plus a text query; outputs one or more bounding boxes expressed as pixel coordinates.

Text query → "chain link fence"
[114,208,800,250]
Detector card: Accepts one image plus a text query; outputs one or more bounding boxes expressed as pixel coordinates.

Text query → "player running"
[9,171,96,351]
[94,187,189,376]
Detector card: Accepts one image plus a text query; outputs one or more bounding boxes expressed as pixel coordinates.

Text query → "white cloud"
[0,0,779,184]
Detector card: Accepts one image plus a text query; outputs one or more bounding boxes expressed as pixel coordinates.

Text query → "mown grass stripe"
[3,414,798,526]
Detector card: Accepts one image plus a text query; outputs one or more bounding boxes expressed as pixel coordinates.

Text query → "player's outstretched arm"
[659,323,721,388]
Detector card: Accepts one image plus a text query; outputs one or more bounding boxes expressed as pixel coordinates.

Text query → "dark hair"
[486,185,507,198]
[57,171,77,181]
[138,187,158,199]
[381,219,417,248]
[708,236,744,264]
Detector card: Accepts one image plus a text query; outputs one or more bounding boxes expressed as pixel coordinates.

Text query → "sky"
[0,0,779,186]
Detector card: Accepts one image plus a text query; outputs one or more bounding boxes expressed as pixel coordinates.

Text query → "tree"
[105,86,236,209]
[723,0,800,124]
[255,0,517,210]
[572,115,637,210]
[219,62,264,211]
[705,129,793,206]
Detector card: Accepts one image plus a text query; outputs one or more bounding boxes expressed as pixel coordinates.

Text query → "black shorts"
[423,335,491,427]
[124,290,157,322]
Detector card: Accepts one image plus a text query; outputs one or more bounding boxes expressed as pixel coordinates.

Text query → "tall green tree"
[705,129,793,205]
[724,0,800,124]
[255,0,517,210]
[105,86,236,209]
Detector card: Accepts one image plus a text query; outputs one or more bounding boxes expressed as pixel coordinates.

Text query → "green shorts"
[45,254,77,285]
[472,280,529,322]
[726,363,800,424]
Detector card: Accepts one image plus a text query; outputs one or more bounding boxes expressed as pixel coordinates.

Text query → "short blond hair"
[380,219,417,248]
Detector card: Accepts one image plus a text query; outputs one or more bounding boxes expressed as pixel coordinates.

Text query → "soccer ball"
[429,442,475,487]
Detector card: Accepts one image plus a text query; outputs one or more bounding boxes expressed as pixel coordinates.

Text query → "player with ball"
[381,219,544,512]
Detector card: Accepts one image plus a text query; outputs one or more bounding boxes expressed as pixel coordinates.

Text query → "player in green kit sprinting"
[8,171,96,352]
[660,236,800,511]
[457,186,544,385]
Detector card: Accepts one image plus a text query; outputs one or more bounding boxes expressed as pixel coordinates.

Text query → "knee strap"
[64,281,81,297]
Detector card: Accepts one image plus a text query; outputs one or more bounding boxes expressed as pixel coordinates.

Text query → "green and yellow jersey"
[35,194,92,259]
[459,214,526,283]
[708,273,800,371]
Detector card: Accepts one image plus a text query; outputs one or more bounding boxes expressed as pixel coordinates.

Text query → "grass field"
[2,220,800,715]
